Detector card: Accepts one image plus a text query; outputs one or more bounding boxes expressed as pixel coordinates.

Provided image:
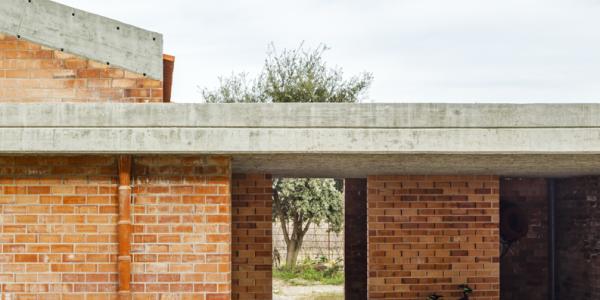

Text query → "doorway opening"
[272,178,345,300]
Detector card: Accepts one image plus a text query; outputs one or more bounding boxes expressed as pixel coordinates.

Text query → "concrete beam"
[232,154,600,177]
[2,103,600,177]
[1,103,599,154]
[0,127,599,154]
[0,0,163,79]
[1,103,600,128]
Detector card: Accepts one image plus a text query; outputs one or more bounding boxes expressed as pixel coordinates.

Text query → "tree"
[273,178,343,267]
[201,43,373,103]
[201,43,372,267]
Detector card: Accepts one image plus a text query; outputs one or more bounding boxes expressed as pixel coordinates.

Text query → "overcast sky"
[56,0,600,103]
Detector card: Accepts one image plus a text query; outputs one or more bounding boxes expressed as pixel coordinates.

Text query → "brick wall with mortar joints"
[0,156,119,300]
[231,173,272,300]
[0,155,233,300]
[0,33,163,103]
[130,156,232,300]
[556,176,600,299]
[499,178,548,300]
[367,175,500,300]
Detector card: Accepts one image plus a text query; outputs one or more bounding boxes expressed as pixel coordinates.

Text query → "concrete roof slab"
[1,103,599,177]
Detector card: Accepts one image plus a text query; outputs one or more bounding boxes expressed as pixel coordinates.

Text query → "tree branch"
[280,218,290,245]
[302,218,313,236]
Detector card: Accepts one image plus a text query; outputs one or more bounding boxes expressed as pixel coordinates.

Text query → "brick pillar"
[556,176,600,298]
[499,178,548,300]
[232,174,273,300]
[344,178,367,300]
[367,175,500,300]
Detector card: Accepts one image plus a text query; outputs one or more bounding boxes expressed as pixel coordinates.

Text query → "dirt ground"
[273,279,344,300]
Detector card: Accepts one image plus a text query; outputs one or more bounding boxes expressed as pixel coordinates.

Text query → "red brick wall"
[556,176,600,299]
[231,174,272,300]
[367,175,500,300]
[131,156,232,300]
[0,33,163,103]
[499,178,548,300]
[0,155,233,300]
[0,156,119,299]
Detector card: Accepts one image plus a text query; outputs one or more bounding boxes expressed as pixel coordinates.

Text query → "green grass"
[273,260,345,286]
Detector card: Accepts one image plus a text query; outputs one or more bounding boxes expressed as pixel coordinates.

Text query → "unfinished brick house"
[1,1,600,300]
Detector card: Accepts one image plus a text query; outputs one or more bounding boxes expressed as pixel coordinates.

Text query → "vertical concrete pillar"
[344,178,367,300]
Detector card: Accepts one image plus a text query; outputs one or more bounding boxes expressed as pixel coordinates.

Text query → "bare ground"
[273,279,344,300]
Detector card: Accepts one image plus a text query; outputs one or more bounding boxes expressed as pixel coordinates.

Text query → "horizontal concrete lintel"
[233,154,600,177]
[1,103,600,128]
[1,127,599,154]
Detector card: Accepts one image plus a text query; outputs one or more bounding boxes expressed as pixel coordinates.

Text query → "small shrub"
[273,257,344,285]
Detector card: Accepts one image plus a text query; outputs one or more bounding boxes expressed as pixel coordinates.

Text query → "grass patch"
[273,257,344,286]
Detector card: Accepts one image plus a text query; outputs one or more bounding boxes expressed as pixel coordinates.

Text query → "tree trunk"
[286,239,302,267]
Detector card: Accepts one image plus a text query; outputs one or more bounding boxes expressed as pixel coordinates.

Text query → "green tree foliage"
[201,43,373,103]
[202,43,372,267]
[273,178,343,267]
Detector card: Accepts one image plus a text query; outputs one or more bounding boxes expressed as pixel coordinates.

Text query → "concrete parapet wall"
[0,0,163,79]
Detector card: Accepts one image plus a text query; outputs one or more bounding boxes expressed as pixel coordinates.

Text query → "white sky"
[56,0,600,103]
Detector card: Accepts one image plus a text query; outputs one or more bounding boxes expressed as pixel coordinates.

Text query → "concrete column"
[344,178,367,300]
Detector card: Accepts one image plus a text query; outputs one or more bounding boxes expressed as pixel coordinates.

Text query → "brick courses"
[556,176,600,299]
[131,156,232,300]
[0,33,163,103]
[231,174,273,300]
[0,156,119,299]
[0,155,232,300]
[499,178,548,300]
[367,175,500,300]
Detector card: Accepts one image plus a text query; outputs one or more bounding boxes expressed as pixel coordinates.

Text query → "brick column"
[499,178,548,300]
[232,174,273,300]
[556,176,600,299]
[367,175,500,300]
[345,178,367,300]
